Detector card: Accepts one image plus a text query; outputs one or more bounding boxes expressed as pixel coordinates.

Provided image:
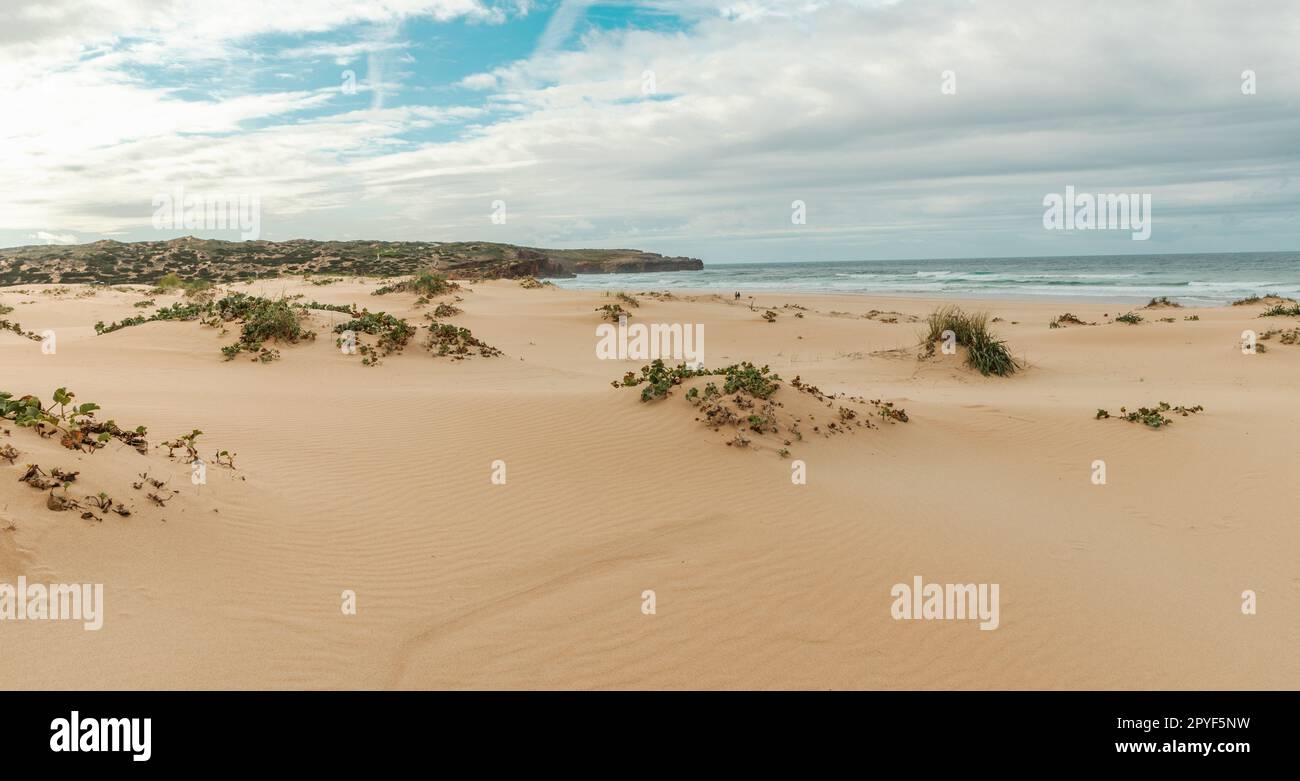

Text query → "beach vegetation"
[615,362,902,455]
[1260,304,1300,317]
[1259,328,1300,345]
[1096,402,1204,428]
[335,310,415,365]
[220,296,315,360]
[1232,294,1289,306]
[596,303,631,322]
[1050,313,1093,327]
[424,322,503,359]
[373,271,457,297]
[871,399,909,423]
[1145,296,1181,308]
[1,387,148,454]
[923,306,1019,376]
[152,272,184,292]
[159,429,203,462]
[97,293,314,361]
[0,319,43,341]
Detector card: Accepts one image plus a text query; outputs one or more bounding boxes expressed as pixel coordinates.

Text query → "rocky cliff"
[0,238,704,285]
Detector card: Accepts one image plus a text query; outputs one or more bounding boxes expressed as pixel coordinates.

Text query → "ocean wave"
[553,254,1300,304]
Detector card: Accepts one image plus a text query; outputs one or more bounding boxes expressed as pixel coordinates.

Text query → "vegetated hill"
[0,238,704,285]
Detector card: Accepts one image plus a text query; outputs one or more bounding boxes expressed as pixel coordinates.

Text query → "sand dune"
[2,280,1297,689]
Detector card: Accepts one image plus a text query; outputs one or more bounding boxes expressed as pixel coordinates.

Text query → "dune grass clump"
[424,322,503,360]
[147,273,215,297]
[334,310,416,366]
[719,362,781,399]
[615,360,709,401]
[1259,304,1300,317]
[1114,312,1144,325]
[373,271,458,297]
[1232,294,1287,306]
[615,360,783,403]
[924,306,986,352]
[152,272,184,292]
[296,300,354,314]
[871,400,909,423]
[618,361,782,402]
[1096,402,1204,428]
[1145,296,1181,308]
[218,296,315,361]
[1050,313,1092,328]
[618,362,786,440]
[95,300,209,334]
[596,303,631,322]
[1259,328,1300,345]
[614,292,640,308]
[923,306,1019,376]
[0,319,42,341]
[616,362,902,455]
[519,277,553,289]
[96,293,314,362]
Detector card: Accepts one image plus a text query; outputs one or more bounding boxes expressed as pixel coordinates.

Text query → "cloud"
[31,231,79,245]
[533,0,596,56]
[459,72,500,90]
[279,39,411,66]
[0,1,507,75]
[3,0,1299,259]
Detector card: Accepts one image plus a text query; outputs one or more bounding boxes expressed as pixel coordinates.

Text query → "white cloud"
[279,39,411,66]
[534,0,596,55]
[459,72,500,90]
[3,0,1300,259]
[31,231,79,245]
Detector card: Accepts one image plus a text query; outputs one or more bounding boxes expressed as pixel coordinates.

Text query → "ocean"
[552,252,1300,305]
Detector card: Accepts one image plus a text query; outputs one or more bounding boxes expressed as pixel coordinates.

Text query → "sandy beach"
[3,278,1298,690]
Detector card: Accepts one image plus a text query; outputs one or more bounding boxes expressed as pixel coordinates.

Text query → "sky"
[2,0,1298,262]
